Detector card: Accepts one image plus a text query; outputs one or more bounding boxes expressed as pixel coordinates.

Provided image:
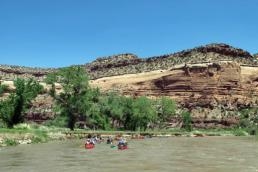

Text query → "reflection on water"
[0,137,258,172]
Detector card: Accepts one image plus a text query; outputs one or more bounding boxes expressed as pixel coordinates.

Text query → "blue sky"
[1,0,258,68]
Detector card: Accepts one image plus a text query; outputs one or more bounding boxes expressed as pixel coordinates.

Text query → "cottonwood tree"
[131,96,157,131]
[0,78,43,128]
[0,78,8,96]
[121,96,134,130]
[156,97,176,128]
[182,111,192,131]
[45,66,91,130]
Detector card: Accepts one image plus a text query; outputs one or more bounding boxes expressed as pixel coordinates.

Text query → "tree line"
[0,66,192,131]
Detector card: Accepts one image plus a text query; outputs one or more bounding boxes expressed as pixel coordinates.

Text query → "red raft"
[85,143,95,149]
[118,145,128,150]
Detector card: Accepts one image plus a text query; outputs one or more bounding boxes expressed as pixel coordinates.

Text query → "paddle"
[110,145,116,148]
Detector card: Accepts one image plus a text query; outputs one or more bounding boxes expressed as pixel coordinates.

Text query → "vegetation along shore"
[1,44,258,147]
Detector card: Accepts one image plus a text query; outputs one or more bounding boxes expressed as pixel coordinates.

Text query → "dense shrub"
[4,138,18,146]
[0,78,43,128]
[182,111,192,131]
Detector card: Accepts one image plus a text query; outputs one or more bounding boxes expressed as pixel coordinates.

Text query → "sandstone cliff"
[92,61,258,128]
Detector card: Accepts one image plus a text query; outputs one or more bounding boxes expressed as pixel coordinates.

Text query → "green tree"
[156,97,176,128]
[239,107,258,135]
[0,96,15,128]
[0,79,8,96]
[95,92,123,129]
[0,78,43,128]
[131,96,157,131]
[182,111,192,131]
[87,102,110,130]
[45,66,91,130]
[0,85,5,96]
[121,96,134,130]
[0,80,11,127]
[106,92,125,128]
[83,88,111,130]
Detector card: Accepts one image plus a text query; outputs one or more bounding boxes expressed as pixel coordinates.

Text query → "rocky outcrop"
[0,65,55,81]
[84,43,257,79]
[88,53,141,71]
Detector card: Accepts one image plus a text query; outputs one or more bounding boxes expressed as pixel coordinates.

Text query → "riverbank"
[0,124,68,147]
[1,123,255,147]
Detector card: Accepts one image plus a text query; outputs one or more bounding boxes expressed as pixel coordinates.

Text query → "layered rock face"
[92,61,258,128]
[1,43,258,128]
[152,62,244,107]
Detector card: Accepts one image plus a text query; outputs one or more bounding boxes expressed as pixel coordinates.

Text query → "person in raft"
[85,134,95,145]
[107,136,113,144]
[85,138,91,145]
[118,137,127,146]
[92,135,101,144]
[97,134,103,142]
[90,138,96,145]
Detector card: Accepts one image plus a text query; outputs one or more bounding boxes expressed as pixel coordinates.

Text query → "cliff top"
[0,43,257,80]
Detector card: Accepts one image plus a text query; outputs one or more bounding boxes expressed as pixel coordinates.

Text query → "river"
[0,136,257,172]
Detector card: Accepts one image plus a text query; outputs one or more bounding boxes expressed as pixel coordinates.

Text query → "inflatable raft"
[118,145,128,150]
[85,143,95,149]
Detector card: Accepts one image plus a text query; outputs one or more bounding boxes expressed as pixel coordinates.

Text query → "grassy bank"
[0,124,255,147]
[63,127,251,138]
[0,124,68,147]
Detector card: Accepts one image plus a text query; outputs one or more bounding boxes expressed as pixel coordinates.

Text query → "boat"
[85,143,95,149]
[118,144,128,150]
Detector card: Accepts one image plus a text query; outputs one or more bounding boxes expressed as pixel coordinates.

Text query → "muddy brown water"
[0,137,257,172]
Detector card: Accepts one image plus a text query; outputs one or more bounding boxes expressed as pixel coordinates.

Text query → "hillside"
[1,43,258,128]
[0,43,257,81]
[84,43,256,79]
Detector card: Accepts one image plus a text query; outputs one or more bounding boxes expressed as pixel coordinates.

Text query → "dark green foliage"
[0,81,8,125]
[0,98,15,128]
[44,114,68,128]
[31,130,48,143]
[13,78,43,126]
[0,78,43,128]
[84,88,111,130]
[0,83,8,96]
[86,91,126,130]
[131,96,157,131]
[156,97,176,128]
[4,138,18,146]
[44,72,56,97]
[45,66,91,130]
[239,108,258,135]
[100,92,124,128]
[87,102,110,130]
[232,128,247,136]
[121,96,134,130]
[182,111,192,131]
